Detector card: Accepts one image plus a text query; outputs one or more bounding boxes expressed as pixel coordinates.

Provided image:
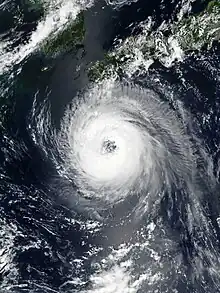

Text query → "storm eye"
[102,140,117,154]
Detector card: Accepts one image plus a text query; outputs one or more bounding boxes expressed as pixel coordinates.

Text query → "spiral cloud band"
[55,80,194,212]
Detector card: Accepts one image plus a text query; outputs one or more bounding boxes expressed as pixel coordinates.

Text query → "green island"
[88,0,220,81]
[174,0,220,51]
[42,12,85,57]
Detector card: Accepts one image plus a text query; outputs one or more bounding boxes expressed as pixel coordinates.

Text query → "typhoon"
[53,80,199,215]
[31,78,213,221]
[29,78,220,292]
[10,73,220,292]
[2,0,220,292]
